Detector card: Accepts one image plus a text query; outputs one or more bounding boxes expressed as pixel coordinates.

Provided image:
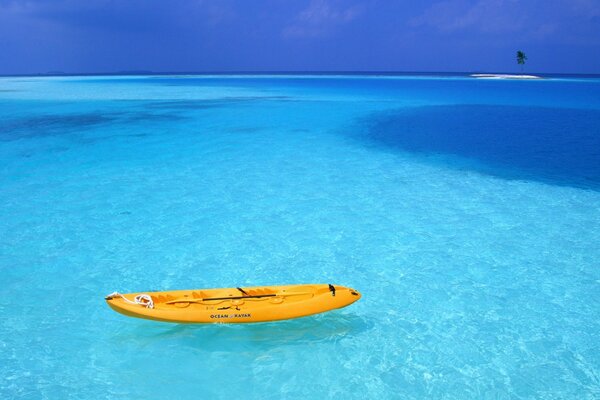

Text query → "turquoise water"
[1,75,599,399]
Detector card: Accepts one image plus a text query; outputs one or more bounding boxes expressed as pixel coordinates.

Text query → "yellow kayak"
[105,283,361,323]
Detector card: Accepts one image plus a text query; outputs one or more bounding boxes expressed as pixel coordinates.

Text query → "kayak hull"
[105,284,361,324]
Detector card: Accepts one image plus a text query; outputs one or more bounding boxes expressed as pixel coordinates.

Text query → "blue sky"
[1,0,599,74]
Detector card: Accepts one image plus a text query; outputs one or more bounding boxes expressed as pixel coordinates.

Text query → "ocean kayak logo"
[210,313,251,319]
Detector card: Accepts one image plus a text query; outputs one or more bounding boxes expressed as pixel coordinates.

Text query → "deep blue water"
[0,75,599,399]
[366,104,600,189]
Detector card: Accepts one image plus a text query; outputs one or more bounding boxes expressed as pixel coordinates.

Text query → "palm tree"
[516,50,527,73]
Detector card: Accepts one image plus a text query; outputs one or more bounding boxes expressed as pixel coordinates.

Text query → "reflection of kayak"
[105,284,361,324]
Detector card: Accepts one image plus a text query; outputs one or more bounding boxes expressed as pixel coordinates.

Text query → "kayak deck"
[105,284,361,323]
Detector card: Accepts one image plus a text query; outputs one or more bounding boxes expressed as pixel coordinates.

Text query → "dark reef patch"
[0,110,184,141]
[142,96,293,111]
[0,113,115,140]
[143,100,224,110]
[362,104,600,190]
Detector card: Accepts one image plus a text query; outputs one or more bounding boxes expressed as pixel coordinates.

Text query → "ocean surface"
[1,74,599,399]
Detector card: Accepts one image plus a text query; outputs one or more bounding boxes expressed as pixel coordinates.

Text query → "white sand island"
[471,73,542,79]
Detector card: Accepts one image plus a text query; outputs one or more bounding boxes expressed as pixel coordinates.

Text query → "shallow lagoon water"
[1,75,599,399]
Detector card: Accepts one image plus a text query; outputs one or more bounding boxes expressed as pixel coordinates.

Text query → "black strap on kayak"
[237,287,250,296]
[328,284,336,297]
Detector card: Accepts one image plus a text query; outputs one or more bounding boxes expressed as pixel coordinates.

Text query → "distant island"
[470,73,542,79]
[471,50,541,79]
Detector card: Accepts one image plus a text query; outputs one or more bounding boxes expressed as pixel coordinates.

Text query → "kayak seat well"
[151,294,176,304]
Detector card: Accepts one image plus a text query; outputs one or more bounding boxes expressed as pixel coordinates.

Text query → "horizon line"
[1,70,600,78]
